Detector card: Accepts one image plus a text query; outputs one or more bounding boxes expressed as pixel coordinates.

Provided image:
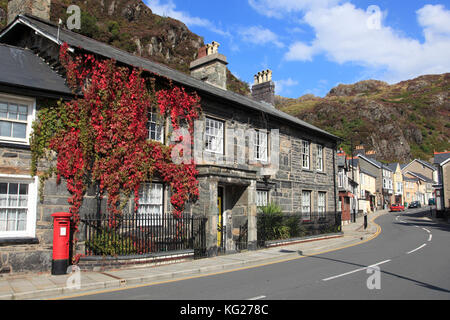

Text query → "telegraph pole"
[351,138,356,223]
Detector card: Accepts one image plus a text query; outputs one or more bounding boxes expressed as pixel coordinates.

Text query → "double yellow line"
[50,214,383,300]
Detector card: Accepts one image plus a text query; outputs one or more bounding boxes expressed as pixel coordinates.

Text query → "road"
[68,208,450,300]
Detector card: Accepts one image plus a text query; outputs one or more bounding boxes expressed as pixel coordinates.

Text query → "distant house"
[403,175,420,206]
[403,171,433,205]
[433,151,450,216]
[337,151,359,224]
[358,167,377,214]
[387,163,404,205]
[401,159,437,205]
[356,154,392,210]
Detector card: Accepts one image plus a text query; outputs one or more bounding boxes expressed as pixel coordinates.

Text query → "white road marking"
[407,244,427,254]
[422,228,430,233]
[248,295,266,300]
[322,260,391,282]
[428,234,432,242]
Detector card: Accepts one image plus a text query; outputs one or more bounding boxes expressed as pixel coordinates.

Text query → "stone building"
[433,151,450,216]
[0,5,340,273]
[401,159,437,205]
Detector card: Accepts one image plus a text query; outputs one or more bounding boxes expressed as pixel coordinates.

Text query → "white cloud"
[248,0,341,18]
[417,4,450,42]
[284,42,316,61]
[145,0,230,36]
[275,78,299,94]
[280,3,450,82]
[238,26,284,48]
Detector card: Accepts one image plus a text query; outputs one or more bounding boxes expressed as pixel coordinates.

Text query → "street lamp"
[351,138,356,223]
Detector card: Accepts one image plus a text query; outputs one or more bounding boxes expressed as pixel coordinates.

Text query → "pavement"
[0,209,388,300]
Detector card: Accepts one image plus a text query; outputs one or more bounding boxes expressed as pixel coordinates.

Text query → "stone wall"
[189,94,338,254]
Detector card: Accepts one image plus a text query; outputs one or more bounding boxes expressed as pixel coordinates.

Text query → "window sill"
[0,141,31,150]
[0,237,39,246]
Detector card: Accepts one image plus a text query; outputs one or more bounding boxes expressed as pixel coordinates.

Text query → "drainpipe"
[333,142,338,227]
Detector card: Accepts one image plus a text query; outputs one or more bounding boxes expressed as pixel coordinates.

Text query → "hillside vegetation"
[2,1,447,162]
[0,0,250,95]
[275,74,450,162]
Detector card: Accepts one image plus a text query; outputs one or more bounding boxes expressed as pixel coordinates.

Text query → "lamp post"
[351,138,356,223]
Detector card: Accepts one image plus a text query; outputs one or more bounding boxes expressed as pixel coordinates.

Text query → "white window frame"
[318,192,326,218]
[204,117,224,154]
[338,171,344,188]
[0,93,36,145]
[256,190,269,207]
[316,145,324,171]
[0,174,38,239]
[137,183,164,225]
[302,190,311,220]
[147,110,164,143]
[254,130,268,162]
[301,140,310,169]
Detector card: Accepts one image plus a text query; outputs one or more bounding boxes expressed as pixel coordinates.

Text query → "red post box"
[51,212,72,275]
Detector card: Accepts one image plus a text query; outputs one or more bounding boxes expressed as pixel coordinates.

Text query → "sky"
[143,0,450,98]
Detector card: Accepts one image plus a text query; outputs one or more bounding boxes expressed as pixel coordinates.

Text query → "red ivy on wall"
[42,43,201,258]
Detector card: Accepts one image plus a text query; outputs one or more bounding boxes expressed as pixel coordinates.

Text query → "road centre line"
[407,244,427,254]
[322,260,391,282]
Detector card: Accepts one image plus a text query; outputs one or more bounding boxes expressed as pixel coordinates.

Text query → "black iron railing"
[235,221,248,252]
[81,213,208,258]
[257,212,341,248]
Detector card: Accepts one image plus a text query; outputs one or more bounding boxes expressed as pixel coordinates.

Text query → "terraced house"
[0,2,340,273]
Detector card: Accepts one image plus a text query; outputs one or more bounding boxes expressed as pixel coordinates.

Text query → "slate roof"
[0,14,340,141]
[415,159,436,170]
[403,175,418,182]
[434,152,450,165]
[386,163,399,172]
[405,171,434,183]
[0,43,71,95]
[360,168,377,178]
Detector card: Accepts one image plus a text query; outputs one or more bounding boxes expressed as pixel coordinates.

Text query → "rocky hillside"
[276,74,450,163]
[0,0,250,95]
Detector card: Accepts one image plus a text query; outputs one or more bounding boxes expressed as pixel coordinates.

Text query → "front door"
[217,186,224,249]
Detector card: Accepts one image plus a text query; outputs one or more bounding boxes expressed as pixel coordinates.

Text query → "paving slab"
[0,210,388,300]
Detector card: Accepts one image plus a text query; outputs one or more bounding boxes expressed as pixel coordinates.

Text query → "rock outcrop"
[276,74,450,162]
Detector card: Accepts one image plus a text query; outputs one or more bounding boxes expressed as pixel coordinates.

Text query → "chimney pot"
[252,69,275,106]
[190,41,228,90]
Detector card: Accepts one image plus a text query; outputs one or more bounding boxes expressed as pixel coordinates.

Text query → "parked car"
[390,203,405,212]
[408,201,421,208]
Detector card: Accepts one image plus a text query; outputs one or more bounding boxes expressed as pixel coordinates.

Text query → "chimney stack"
[252,69,275,106]
[7,0,51,24]
[190,41,228,90]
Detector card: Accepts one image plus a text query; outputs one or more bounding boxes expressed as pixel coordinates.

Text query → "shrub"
[85,227,137,256]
